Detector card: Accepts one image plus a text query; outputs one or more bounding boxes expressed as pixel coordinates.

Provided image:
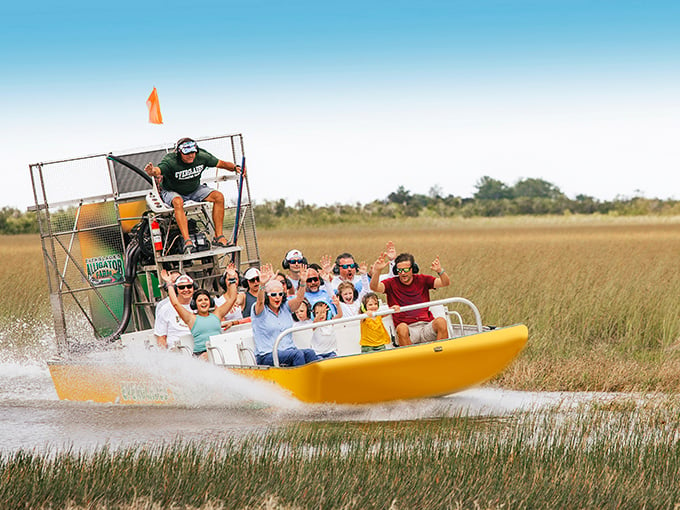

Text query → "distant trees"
[474,176,565,200]
[250,177,680,228]
[1,177,680,234]
[473,177,513,200]
[0,207,38,234]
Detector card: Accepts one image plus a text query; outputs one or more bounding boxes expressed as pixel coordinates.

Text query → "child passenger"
[336,263,370,317]
[293,298,312,324]
[359,293,396,353]
[310,296,342,359]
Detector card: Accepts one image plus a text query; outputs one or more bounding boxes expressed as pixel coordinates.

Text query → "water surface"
[0,350,627,454]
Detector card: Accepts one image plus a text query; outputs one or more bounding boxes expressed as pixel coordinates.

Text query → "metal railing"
[271,297,483,367]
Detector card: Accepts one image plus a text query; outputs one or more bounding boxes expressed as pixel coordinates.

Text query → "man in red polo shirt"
[370,252,450,346]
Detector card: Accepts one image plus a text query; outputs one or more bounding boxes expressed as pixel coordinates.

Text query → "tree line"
[2,176,679,234]
[254,176,680,228]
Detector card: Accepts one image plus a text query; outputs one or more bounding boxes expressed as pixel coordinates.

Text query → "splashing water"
[0,321,635,454]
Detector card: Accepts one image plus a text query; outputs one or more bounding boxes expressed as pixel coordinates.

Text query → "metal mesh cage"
[29,134,259,353]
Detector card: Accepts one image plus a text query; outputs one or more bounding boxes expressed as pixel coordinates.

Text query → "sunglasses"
[248,277,260,282]
[395,267,412,274]
[268,292,285,297]
[176,284,193,290]
[306,277,320,283]
[288,259,304,264]
[339,263,358,269]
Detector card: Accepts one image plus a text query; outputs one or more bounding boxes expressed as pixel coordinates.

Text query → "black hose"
[106,154,153,185]
[96,156,152,344]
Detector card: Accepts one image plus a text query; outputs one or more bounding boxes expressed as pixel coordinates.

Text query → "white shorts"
[407,321,437,344]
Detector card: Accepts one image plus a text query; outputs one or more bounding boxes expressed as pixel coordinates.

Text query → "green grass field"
[3,216,680,508]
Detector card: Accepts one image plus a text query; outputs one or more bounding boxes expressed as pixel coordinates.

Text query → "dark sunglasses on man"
[339,263,358,269]
[306,276,320,284]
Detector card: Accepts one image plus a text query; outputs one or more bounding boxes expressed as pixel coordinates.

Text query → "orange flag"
[146,87,163,124]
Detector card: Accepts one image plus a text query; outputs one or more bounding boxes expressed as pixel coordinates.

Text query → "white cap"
[174,274,194,286]
[244,267,261,280]
[285,249,304,260]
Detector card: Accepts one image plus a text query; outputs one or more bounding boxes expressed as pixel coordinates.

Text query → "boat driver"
[369,252,450,346]
[144,137,243,254]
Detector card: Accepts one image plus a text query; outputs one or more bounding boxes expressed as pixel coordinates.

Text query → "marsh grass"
[0,235,48,319]
[260,216,680,391]
[2,400,679,509]
[3,216,680,390]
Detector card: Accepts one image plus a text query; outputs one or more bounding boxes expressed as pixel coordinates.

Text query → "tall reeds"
[2,400,679,508]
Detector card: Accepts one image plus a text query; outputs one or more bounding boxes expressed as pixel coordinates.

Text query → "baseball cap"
[174,274,194,287]
[285,249,304,261]
[244,267,261,280]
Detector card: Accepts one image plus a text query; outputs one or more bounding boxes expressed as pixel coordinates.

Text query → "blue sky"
[3,1,680,209]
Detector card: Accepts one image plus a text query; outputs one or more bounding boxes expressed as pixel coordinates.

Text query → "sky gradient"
[3,1,680,209]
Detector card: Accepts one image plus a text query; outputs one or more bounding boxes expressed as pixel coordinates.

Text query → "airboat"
[30,134,527,405]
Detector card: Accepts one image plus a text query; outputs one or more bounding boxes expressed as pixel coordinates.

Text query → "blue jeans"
[256,348,319,367]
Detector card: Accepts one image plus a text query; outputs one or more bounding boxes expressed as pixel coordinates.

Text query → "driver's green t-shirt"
[158,149,219,195]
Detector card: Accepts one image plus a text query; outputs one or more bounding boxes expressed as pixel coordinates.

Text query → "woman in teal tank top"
[161,264,239,359]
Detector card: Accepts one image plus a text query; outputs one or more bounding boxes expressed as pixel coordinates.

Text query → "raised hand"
[372,252,389,273]
[430,256,442,273]
[298,264,309,284]
[259,263,275,284]
[385,241,397,261]
[320,254,333,274]
[359,261,368,275]
[225,262,238,279]
[160,268,173,284]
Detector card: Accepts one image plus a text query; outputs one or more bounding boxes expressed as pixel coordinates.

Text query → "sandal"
[212,235,230,248]
[182,238,195,255]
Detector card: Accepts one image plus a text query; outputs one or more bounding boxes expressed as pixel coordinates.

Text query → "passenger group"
[155,242,451,367]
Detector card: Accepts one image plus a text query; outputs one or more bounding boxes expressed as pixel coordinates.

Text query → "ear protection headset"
[218,270,244,291]
[282,249,308,270]
[311,301,331,321]
[292,298,312,322]
[392,253,419,275]
[190,289,215,311]
[361,292,379,313]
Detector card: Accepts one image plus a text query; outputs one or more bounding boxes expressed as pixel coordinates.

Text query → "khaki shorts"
[407,321,437,344]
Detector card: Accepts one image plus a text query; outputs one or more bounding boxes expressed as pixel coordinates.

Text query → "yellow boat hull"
[235,324,527,403]
[48,325,527,405]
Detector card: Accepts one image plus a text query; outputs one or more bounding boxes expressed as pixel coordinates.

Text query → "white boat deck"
[121,302,479,368]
